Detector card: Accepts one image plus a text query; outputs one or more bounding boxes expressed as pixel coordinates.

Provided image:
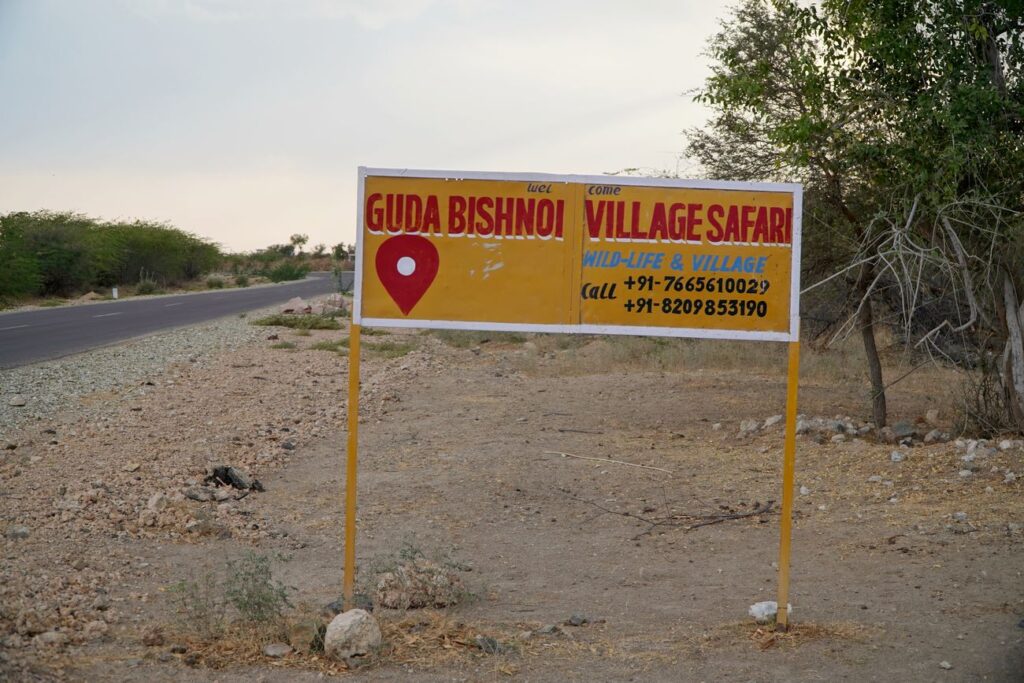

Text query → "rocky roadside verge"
[0,301,445,674]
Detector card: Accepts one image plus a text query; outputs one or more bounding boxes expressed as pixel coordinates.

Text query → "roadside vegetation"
[0,211,220,305]
[0,214,356,309]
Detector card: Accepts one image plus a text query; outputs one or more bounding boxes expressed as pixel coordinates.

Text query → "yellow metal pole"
[343,323,361,611]
[775,340,800,631]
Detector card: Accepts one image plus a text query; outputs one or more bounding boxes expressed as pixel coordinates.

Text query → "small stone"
[124,462,141,472]
[566,614,588,627]
[817,504,827,511]
[712,423,722,431]
[282,441,296,451]
[141,626,165,646]
[3,442,16,450]
[961,452,976,463]
[891,421,916,438]
[169,643,187,654]
[213,488,232,502]
[958,469,973,478]
[999,439,1013,451]
[739,419,760,436]
[953,511,968,522]
[84,620,109,640]
[830,434,846,443]
[867,475,882,483]
[323,609,381,665]
[8,395,26,407]
[6,525,30,540]
[263,642,292,658]
[474,635,502,654]
[925,409,940,426]
[147,492,167,512]
[33,631,68,648]
[799,485,810,496]
[923,429,942,444]
[1004,472,1017,484]
[536,624,561,635]
[321,599,346,619]
[184,487,214,502]
[763,415,783,429]
[890,451,905,463]
[939,661,952,670]
[748,601,791,624]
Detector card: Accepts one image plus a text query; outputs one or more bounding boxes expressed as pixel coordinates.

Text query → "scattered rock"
[830,434,846,443]
[763,415,783,429]
[799,485,810,496]
[473,635,499,654]
[323,609,382,665]
[83,620,109,640]
[33,631,68,648]
[953,511,968,522]
[141,626,165,646]
[958,469,973,478]
[123,462,141,473]
[1005,472,1017,484]
[281,297,311,314]
[939,661,953,670]
[738,419,760,436]
[923,429,943,444]
[205,465,264,492]
[375,557,465,609]
[867,475,882,483]
[925,409,940,426]
[321,599,346,619]
[891,421,916,439]
[748,601,791,624]
[147,492,168,512]
[712,423,722,431]
[536,624,561,635]
[890,451,905,463]
[6,525,30,540]
[263,642,293,658]
[566,613,589,627]
[8,395,26,407]
[184,487,214,502]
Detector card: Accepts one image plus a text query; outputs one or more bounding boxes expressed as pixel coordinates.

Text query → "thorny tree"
[687,0,1024,431]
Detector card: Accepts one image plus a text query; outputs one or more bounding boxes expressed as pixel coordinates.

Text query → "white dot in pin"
[396,256,416,276]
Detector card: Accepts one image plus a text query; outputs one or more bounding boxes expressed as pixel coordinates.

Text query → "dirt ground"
[2,320,1023,682]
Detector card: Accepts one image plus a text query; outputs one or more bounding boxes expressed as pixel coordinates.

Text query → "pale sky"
[0,0,734,252]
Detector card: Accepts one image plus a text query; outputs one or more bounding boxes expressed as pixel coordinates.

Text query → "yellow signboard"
[355,169,802,342]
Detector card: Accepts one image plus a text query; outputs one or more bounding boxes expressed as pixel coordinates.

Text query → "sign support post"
[775,339,800,631]
[343,323,362,610]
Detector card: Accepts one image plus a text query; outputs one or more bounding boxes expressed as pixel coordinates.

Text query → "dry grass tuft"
[694,620,874,653]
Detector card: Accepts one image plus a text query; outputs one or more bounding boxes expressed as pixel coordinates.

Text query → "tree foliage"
[0,211,222,300]
[688,0,1024,431]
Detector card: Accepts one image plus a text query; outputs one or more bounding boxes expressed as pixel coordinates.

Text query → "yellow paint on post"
[775,340,800,631]
[343,323,361,610]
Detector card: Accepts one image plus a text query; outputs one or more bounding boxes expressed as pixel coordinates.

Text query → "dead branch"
[542,451,672,475]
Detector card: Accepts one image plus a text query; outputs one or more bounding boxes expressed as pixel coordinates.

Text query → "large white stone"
[324,609,381,664]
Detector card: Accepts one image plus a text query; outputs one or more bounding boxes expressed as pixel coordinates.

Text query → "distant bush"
[0,211,222,299]
[206,276,225,289]
[234,274,249,287]
[268,263,309,282]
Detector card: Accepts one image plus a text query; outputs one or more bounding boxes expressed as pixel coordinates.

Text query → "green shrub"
[268,262,309,282]
[206,276,225,289]
[271,341,297,349]
[224,552,292,624]
[234,274,249,287]
[252,314,341,330]
[136,278,159,295]
[365,340,416,358]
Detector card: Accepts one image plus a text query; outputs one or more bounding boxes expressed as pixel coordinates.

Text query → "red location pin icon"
[375,235,439,315]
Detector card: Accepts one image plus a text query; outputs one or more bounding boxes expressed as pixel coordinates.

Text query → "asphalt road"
[0,273,344,369]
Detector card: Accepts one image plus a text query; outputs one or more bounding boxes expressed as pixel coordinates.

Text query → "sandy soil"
[2,321,1022,682]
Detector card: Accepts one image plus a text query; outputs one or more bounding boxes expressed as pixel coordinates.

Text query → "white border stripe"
[353,167,801,343]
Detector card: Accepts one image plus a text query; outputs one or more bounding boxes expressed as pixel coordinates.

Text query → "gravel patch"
[0,310,275,444]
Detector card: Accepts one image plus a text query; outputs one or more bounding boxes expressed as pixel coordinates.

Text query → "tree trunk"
[1001,275,1024,430]
[856,263,887,427]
